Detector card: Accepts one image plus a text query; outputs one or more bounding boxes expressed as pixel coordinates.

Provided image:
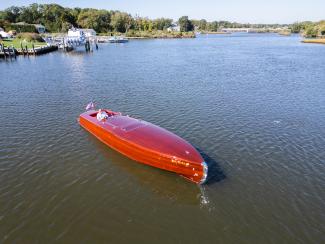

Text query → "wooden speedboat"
[78,109,208,184]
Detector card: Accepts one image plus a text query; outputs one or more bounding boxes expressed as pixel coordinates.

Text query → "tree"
[290,22,303,33]
[18,4,41,24]
[208,21,219,32]
[110,12,133,33]
[38,4,71,32]
[154,18,173,30]
[304,25,317,37]
[318,20,325,35]
[198,19,207,30]
[178,16,194,32]
[77,9,111,33]
[3,6,21,23]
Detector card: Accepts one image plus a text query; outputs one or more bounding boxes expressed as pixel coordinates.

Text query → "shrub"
[16,32,44,42]
[6,23,37,33]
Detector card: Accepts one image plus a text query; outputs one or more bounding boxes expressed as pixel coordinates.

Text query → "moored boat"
[108,36,129,43]
[78,109,208,184]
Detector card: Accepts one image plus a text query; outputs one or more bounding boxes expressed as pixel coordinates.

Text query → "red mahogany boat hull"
[79,110,208,184]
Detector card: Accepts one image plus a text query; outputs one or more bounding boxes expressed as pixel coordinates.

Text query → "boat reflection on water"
[84,133,225,206]
[196,148,226,185]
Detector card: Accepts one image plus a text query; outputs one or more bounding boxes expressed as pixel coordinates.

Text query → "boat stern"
[199,161,208,184]
[179,160,209,184]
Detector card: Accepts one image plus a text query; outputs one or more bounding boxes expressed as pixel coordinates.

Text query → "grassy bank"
[1,38,47,49]
[302,38,325,44]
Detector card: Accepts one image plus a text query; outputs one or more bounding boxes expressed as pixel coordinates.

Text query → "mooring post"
[85,41,88,52]
[13,45,16,59]
[20,42,24,56]
[3,46,6,59]
[8,46,12,59]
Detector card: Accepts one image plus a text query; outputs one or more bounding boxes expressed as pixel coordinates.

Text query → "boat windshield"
[89,110,118,118]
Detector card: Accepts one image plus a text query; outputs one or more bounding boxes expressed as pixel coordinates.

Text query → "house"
[34,24,46,33]
[11,22,46,33]
[68,28,85,38]
[167,24,180,32]
[67,28,86,43]
[0,27,3,32]
[0,31,12,38]
[81,29,96,37]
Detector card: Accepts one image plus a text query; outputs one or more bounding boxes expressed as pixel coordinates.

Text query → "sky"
[1,0,324,24]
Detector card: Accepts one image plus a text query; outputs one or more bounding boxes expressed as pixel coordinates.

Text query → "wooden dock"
[0,45,58,58]
[16,45,58,56]
[0,46,16,59]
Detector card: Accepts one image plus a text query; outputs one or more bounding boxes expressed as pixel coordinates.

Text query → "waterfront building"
[10,22,46,33]
[0,31,12,38]
[81,29,97,37]
[167,24,180,32]
[34,24,46,33]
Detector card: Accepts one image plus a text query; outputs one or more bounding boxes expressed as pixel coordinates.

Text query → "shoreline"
[126,35,195,39]
[105,30,196,39]
[200,31,231,35]
[44,31,196,41]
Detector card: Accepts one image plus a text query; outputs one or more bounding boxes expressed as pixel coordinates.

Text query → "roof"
[13,22,45,28]
[34,24,45,28]
[80,29,96,32]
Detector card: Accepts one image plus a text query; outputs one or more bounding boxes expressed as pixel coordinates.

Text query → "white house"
[68,28,85,38]
[81,29,96,37]
[167,24,180,32]
[0,31,12,38]
[67,28,86,43]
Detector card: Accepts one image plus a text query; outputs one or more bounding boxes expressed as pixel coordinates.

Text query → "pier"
[0,44,58,58]
[16,45,58,56]
[0,45,16,59]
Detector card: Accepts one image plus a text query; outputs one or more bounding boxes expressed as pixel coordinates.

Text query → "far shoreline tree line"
[0,3,324,37]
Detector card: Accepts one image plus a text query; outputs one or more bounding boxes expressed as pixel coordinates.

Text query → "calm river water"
[0,33,325,243]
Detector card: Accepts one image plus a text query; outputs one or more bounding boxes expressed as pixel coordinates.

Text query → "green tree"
[317,20,325,35]
[208,21,219,32]
[3,6,21,23]
[290,22,303,33]
[77,9,111,32]
[178,16,194,32]
[304,25,317,37]
[0,11,6,27]
[38,4,71,32]
[18,3,41,24]
[154,18,172,30]
[198,19,207,30]
[111,12,133,33]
